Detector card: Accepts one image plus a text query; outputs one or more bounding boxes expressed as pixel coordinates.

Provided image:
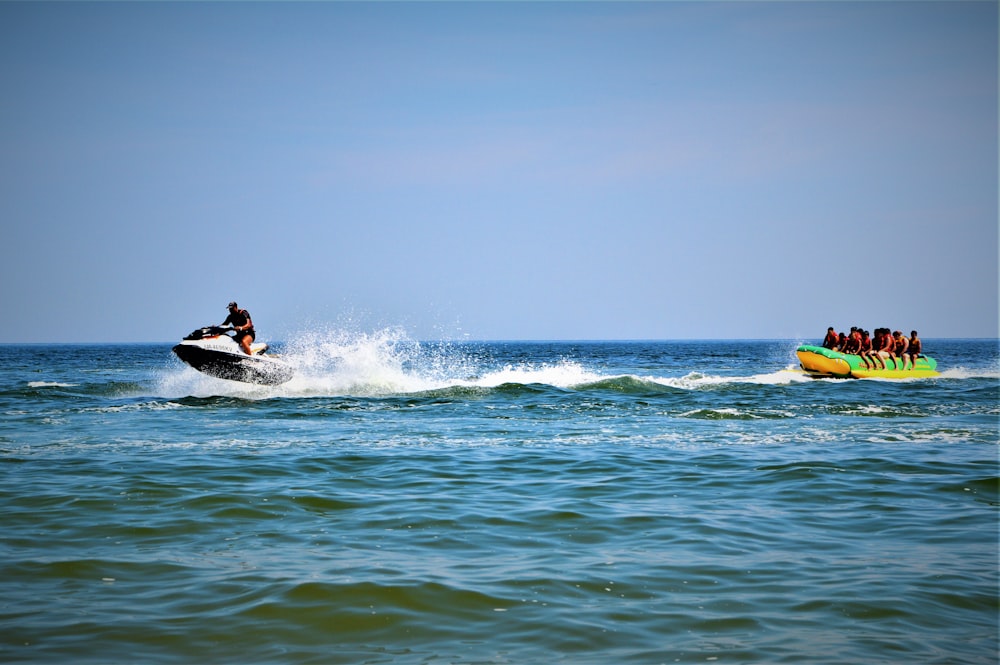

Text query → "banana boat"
[796,344,939,379]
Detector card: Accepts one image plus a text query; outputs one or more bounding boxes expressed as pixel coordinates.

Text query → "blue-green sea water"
[1,336,997,664]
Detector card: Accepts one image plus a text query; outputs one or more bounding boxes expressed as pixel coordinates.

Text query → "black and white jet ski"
[172,326,294,386]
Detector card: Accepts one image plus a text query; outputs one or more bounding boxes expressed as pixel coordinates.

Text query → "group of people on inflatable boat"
[821,327,923,371]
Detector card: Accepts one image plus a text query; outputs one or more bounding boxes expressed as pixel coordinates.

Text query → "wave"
[18,380,149,400]
[678,407,795,420]
[936,366,1000,380]
[650,368,813,390]
[156,327,602,398]
[154,330,817,400]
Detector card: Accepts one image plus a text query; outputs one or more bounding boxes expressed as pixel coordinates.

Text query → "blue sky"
[1,1,996,343]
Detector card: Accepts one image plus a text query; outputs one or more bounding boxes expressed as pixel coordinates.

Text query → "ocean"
[1,335,997,664]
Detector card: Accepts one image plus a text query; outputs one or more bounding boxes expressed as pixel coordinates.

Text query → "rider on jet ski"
[222,301,255,355]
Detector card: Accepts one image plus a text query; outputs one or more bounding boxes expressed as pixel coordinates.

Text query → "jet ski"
[172,326,294,385]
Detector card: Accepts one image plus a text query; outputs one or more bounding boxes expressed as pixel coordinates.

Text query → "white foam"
[472,360,602,389]
[647,368,813,390]
[27,381,77,388]
[937,366,1000,380]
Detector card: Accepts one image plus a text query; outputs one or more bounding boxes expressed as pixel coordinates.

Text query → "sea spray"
[282,326,429,395]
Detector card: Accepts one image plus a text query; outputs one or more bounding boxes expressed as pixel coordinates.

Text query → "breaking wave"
[156,328,818,399]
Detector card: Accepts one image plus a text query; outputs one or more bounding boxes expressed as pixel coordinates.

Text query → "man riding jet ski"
[222,301,255,355]
[172,301,293,385]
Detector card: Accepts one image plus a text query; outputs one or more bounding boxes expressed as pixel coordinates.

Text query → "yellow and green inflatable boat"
[796,345,939,379]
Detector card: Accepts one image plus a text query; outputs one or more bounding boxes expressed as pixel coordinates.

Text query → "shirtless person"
[893,330,910,370]
[907,331,922,370]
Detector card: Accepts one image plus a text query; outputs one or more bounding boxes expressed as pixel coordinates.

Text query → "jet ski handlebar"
[182,325,235,341]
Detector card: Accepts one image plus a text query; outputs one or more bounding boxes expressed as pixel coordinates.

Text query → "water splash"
[281,326,430,395]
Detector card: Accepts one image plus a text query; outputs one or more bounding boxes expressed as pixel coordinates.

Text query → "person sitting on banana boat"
[893,330,910,370]
[907,331,923,370]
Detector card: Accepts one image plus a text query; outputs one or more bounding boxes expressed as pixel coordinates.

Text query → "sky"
[1,1,996,343]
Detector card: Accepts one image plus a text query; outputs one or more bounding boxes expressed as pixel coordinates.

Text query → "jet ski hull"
[172,331,294,386]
